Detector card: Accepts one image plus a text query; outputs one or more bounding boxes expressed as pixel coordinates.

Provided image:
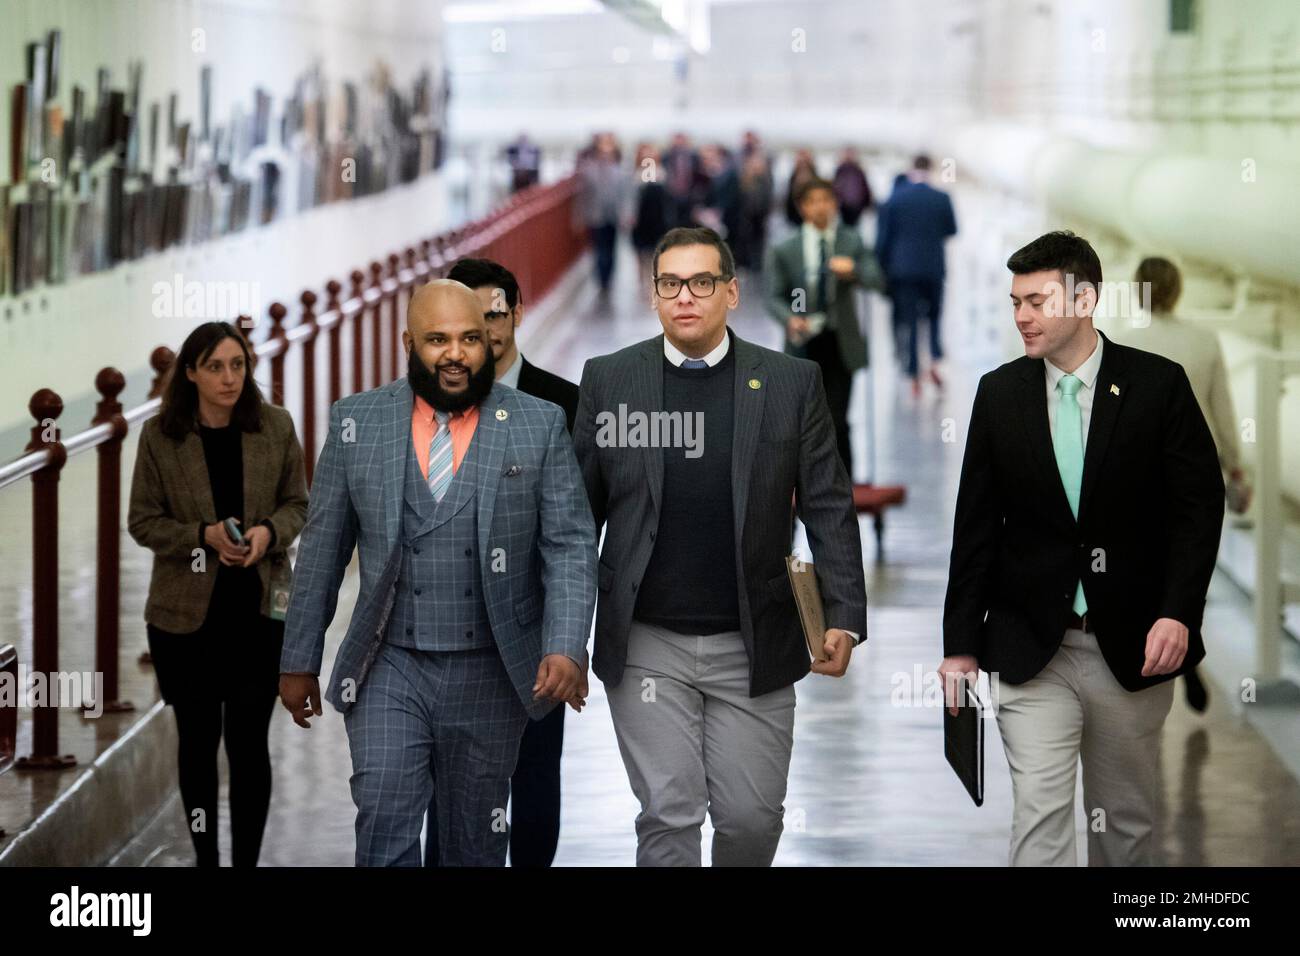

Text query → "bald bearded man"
[279,279,597,866]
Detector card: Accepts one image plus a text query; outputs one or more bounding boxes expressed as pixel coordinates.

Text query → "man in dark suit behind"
[422,257,581,868]
[875,154,957,396]
[575,227,867,866]
[940,231,1224,866]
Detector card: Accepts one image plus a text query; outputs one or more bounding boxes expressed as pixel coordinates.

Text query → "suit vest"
[384,429,493,651]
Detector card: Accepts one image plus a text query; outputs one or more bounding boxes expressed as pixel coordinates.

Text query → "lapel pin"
[1110,384,1120,396]
[748,378,762,390]
[496,408,509,421]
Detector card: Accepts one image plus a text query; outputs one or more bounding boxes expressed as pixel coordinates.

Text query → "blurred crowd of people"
[573,131,895,300]
[573,132,961,406]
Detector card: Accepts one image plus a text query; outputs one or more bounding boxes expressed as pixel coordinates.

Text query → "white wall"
[0,0,448,454]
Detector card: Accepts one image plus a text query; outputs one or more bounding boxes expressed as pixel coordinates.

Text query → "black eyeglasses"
[654,273,733,299]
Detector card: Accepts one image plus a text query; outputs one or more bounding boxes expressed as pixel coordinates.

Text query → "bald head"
[408,279,483,337]
[403,279,492,401]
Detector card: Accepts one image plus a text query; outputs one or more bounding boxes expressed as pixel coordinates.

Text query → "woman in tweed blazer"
[128,321,308,867]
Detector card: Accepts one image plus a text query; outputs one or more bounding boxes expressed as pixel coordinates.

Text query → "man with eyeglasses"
[416,257,580,868]
[574,226,867,866]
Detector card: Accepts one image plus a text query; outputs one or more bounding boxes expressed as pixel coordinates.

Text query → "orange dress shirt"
[412,395,480,481]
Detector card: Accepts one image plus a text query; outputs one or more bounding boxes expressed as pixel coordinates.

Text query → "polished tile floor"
[5,217,1300,866]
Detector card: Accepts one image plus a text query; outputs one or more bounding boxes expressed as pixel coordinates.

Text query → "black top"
[197,422,262,628]
[633,347,739,635]
[516,358,580,435]
[631,181,672,251]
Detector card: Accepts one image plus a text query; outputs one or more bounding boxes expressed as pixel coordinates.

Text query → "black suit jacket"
[516,357,580,435]
[943,331,1225,691]
[574,330,867,697]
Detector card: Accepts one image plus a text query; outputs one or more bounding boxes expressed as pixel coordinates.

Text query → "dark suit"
[943,332,1224,690]
[765,225,884,476]
[943,331,1224,865]
[576,330,866,698]
[517,357,580,434]
[575,329,866,864]
[875,181,957,378]
[425,355,580,869]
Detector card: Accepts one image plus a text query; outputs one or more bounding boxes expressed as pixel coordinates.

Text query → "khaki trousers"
[995,627,1174,866]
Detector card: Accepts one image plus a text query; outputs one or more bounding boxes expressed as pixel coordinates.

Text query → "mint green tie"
[1054,374,1088,615]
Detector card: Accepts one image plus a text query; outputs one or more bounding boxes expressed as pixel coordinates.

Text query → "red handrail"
[0,175,586,770]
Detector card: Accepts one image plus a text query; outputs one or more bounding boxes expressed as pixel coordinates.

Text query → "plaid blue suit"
[281,378,597,864]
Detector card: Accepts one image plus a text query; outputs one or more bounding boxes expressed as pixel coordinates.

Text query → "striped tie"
[427,410,454,502]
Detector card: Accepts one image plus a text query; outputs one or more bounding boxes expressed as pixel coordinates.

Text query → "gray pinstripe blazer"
[574,330,867,698]
[280,377,597,720]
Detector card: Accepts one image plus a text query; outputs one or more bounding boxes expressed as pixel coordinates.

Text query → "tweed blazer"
[128,403,308,633]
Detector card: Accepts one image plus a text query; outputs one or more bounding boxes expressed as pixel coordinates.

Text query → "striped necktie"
[427,410,454,503]
[1053,374,1088,615]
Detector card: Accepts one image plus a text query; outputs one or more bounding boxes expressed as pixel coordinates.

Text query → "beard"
[407,344,496,413]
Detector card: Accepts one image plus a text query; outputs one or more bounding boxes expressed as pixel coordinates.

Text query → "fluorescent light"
[444,0,604,22]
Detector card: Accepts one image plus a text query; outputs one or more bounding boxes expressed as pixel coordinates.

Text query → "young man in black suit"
[421,257,581,868]
[940,231,1224,866]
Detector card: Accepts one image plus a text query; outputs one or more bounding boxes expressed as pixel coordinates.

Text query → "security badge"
[748,378,761,390]
[496,408,509,420]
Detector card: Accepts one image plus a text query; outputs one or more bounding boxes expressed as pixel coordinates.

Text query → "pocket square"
[503,465,523,477]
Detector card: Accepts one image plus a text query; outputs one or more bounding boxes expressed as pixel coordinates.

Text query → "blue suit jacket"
[280,378,597,720]
[875,182,957,282]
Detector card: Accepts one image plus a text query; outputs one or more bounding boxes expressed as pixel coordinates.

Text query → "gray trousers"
[344,642,529,867]
[995,627,1175,866]
[605,620,797,866]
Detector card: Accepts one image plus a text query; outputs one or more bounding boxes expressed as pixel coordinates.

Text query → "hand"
[204,519,251,567]
[786,315,810,344]
[279,673,323,728]
[1142,617,1188,677]
[533,654,581,706]
[811,628,855,677]
[568,665,590,713]
[1228,469,1252,514]
[939,655,980,716]
[240,524,271,567]
[828,254,856,278]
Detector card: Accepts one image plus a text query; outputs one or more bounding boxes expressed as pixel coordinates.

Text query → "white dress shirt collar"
[801,220,836,245]
[498,351,524,388]
[663,329,730,367]
[1045,330,1103,392]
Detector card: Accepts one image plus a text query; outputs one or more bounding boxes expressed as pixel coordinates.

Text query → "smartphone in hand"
[223,517,244,545]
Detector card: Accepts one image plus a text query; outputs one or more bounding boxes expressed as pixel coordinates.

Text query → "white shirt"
[801,221,837,304]
[498,351,523,388]
[663,330,730,367]
[1045,331,1103,448]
